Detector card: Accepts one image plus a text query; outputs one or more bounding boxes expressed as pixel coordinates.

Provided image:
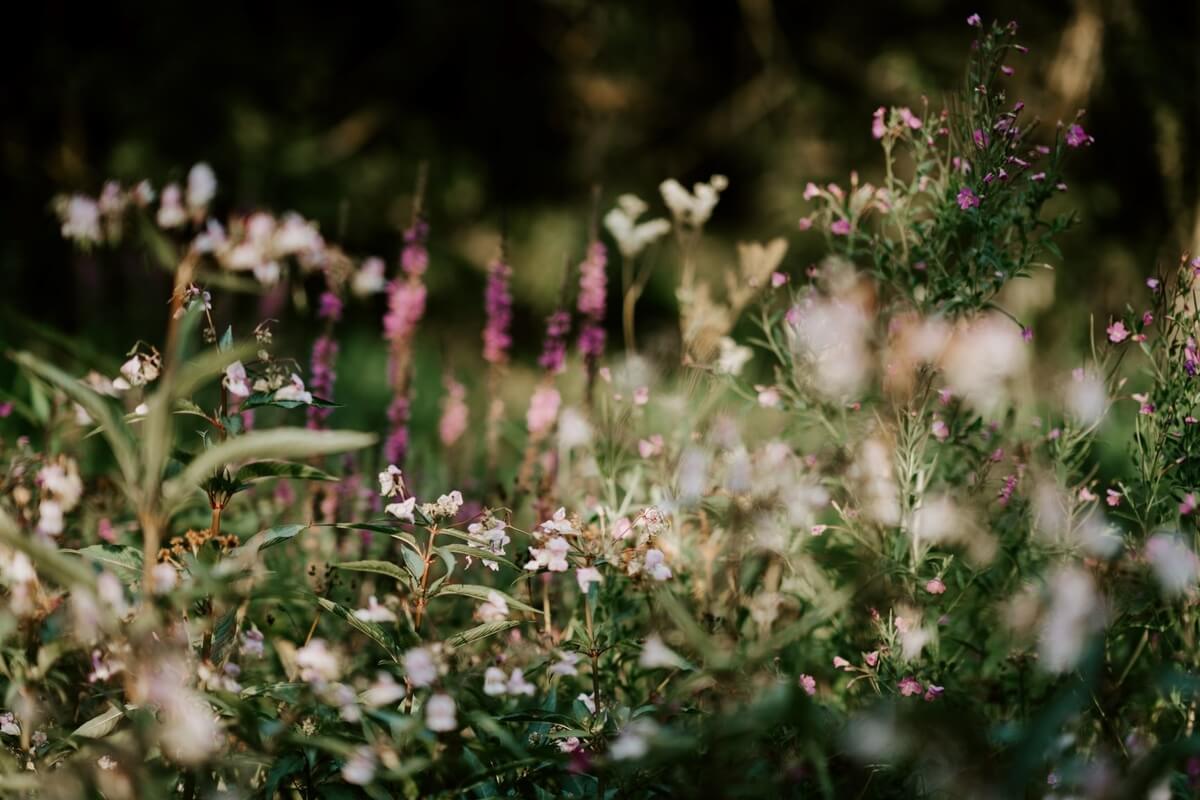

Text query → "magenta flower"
[1065,123,1092,148]
[317,291,343,323]
[956,186,980,210]
[972,128,990,148]
[400,219,430,277]
[538,309,571,374]
[967,13,982,27]
[482,258,513,365]
[898,676,923,697]
[871,107,887,139]
[438,377,469,448]
[1106,320,1129,343]
[923,684,945,702]
[576,241,608,361]
[306,335,338,429]
[799,674,817,696]
[1181,494,1197,516]
[830,218,851,236]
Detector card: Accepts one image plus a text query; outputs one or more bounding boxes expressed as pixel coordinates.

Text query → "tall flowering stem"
[382,167,429,466]
[307,291,342,430]
[576,239,608,398]
[482,251,513,473]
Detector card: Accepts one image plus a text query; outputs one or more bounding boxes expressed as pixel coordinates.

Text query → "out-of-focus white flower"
[786,295,872,400]
[424,693,457,732]
[223,361,251,398]
[240,628,265,658]
[36,499,64,536]
[506,669,536,696]
[0,712,20,736]
[403,647,439,688]
[525,537,570,572]
[341,747,376,785]
[296,639,341,685]
[610,719,658,760]
[157,184,187,229]
[575,566,603,593]
[577,692,596,714]
[476,590,509,623]
[115,352,161,390]
[942,315,1029,416]
[714,337,753,376]
[151,562,178,594]
[186,163,217,213]
[638,634,686,669]
[659,175,727,227]
[361,673,406,708]
[548,652,581,677]
[354,596,397,623]
[644,549,672,581]
[483,666,508,696]
[557,407,593,449]
[1146,533,1199,595]
[1066,368,1108,425]
[60,195,102,243]
[159,691,221,766]
[274,374,313,404]
[604,194,671,258]
[849,438,901,527]
[1038,566,1103,673]
[352,257,387,296]
[273,213,323,257]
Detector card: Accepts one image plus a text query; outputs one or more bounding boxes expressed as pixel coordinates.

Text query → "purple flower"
[1065,123,1092,148]
[967,13,982,27]
[317,291,343,323]
[576,241,608,361]
[956,186,980,210]
[972,128,990,148]
[482,258,513,365]
[538,309,571,374]
[306,335,338,429]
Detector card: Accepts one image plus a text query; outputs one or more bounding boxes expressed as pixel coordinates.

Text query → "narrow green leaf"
[447,620,521,648]
[334,560,410,585]
[71,705,127,739]
[236,460,337,484]
[66,544,143,582]
[316,597,398,660]
[432,584,541,616]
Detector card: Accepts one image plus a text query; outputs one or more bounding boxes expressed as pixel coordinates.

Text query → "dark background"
[1,0,1197,373]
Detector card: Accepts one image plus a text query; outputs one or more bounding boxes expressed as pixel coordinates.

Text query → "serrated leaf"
[432,584,541,616]
[447,620,521,648]
[316,597,398,660]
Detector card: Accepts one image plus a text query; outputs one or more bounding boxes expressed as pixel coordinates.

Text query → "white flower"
[352,256,387,297]
[353,596,397,623]
[576,566,603,593]
[151,562,178,594]
[403,647,439,687]
[116,353,160,389]
[577,692,596,714]
[296,639,341,684]
[38,461,83,509]
[659,175,727,227]
[484,667,508,696]
[223,361,251,398]
[274,374,313,404]
[378,465,406,498]
[186,163,217,213]
[1038,566,1103,673]
[273,213,323,257]
[0,712,20,737]
[638,634,685,669]
[610,719,657,760]
[386,497,417,523]
[524,537,570,572]
[60,195,102,243]
[341,747,376,786]
[539,507,576,537]
[97,755,118,771]
[603,194,671,258]
[361,672,406,708]
[644,549,673,581]
[476,590,509,623]
[506,668,536,697]
[714,337,753,376]
[36,500,64,536]
[159,692,221,766]
[1147,533,1199,595]
[548,652,581,677]
[424,693,457,732]
[156,183,187,229]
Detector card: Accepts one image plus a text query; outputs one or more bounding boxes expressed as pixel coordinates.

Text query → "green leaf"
[264,752,305,799]
[162,428,375,507]
[259,523,310,551]
[241,392,340,411]
[401,547,426,582]
[218,325,233,352]
[438,544,520,572]
[316,597,399,660]
[210,608,239,665]
[66,544,144,582]
[235,460,337,484]
[334,560,411,586]
[71,705,127,739]
[431,584,541,616]
[447,620,521,648]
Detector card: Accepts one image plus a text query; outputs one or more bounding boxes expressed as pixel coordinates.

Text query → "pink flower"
[931,418,950,442]
[956,186,980,210]
[1105,489,1121,508]
[925,578,946,595]
[810,524,827,536]
[1065,123,1092,148]
[638,435,664,459]
[864,650,879,667]
[832,656,851,671]
[871,107,887,140]
[898,676,923,696]
[771,271,788,288]
[1078,487,1098,503]
[1146,277,1160,292]
[897,107,922,130]
[923,684,945,702]
[1181,494,1197,516]
[1106,320,1129,343]
[967,13,982,27]
[799,674,817,696]
[803,182,821,200]
[438,378,469,447]
[830,219,851,236]
[972,129,990,149]
[797,217,814,231]
[633,386,650,406]
[526,385,562,438]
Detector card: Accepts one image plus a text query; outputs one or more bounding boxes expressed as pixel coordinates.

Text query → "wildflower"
[830,218,851,236]
[924,684,945,702]
[342,747,376,785]
[403,647,439,688]
[1065,123,1093,148]
[483,667,508,696]
[240,628,265,658]
[604,195,671,258]
[354,596,396,623]
[972,129,990,148]
[644,549,673,581]
[476,591,509,623]
[361,673,406,707]
[157,184,186,228]
[577,692,596,714]
[714,336,753,375]
[659,175,727,228]
[756,386,781,408]
[925,578,947,595]
[1132,393,1155,415]
[274,374,313,404]
[639,634,686,669]
[525,536,570,572]
[898,676,923,696]
[610,720,657,760]
[1106,320,1129,342]
[1105,489,1121,508]
[638,435,664,459]
[1146,277,1160,292]
[799,674,817,695]
[871,107,887,139]
[507,669,536,696]
[425,694,457,732]
[549,652,581,677]
[538,309,571,374]
[37,500,63,536]
[186,163,217,214]
[223,361,251,398]
[296,639,340,685]
[1182,494,1197,516]
[810,524,827,536]
[0,713,19,737]
[1079,487,1098,503]
[378,465,406,498]
[306,335,338,429]
[1039,566,1103,672]
[526,385,561,437]
[967,12,982,27]
[576,566,603,593]
[956,186,980,210]
[59,195,102,243]
[352,256,387,296]
[931,418,950,442]
[864,651,880,667]
[558,737,582,753]
[482,257,514,364]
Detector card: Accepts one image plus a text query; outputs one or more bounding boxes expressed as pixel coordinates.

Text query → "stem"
[413,525,439,630]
